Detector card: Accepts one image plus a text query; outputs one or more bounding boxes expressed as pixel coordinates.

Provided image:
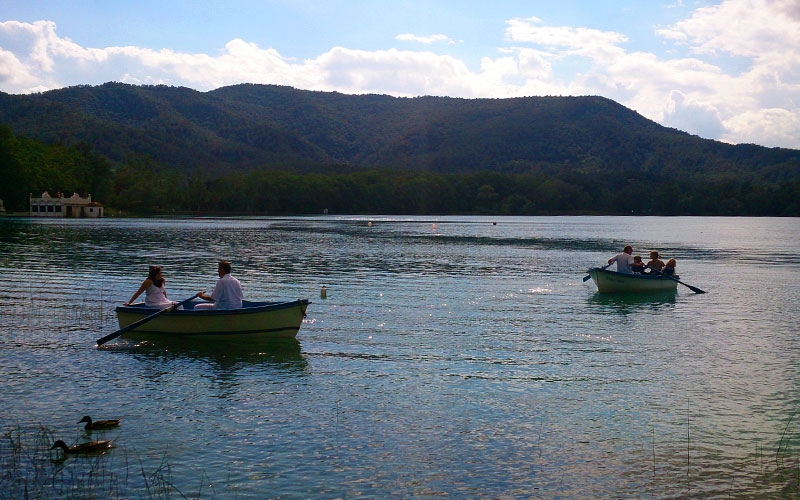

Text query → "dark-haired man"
[196,260,243,309]
[608,245,635,274]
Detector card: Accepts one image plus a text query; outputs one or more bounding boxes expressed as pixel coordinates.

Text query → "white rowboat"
[588,268,678,294]
[114,299,310,341]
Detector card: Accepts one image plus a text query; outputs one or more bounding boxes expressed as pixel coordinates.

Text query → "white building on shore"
[29,191,104,218]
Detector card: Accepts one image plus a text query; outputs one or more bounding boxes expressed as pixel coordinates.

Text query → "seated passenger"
[631,255,645,274]
[646,251,665,274]
[196,260,243,310]
[662,258,677,277]
[124,265,173,308]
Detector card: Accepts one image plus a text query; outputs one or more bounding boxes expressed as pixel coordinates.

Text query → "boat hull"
[115,299,309,340]
[588,268,678,294]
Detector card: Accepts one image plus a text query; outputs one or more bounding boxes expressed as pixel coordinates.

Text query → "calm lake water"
[1,215,799,499]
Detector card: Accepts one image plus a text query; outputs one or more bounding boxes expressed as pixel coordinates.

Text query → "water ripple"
[1,216,799,498]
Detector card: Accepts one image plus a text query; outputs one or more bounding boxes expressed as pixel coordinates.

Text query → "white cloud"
[505,16,628,54]
[0,48,37,91]
[309,47,476,97]
[663,0,800,60]
[662,90,725,138]
[723,108,800,147]
[650,0,800,147]
[513,48,554,81]
[395,33,456,45]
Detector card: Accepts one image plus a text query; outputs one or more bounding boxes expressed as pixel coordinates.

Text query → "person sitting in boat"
[662,258,677,277]
[608,245,635,274]
[645,251,665,274]
[631,255,645,274]
[195,260,243,310]
[124,265,173,308]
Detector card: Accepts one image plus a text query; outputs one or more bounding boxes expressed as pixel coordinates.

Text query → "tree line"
[116,163,800,216]
[2,125,798,216]
[0,125,113,211]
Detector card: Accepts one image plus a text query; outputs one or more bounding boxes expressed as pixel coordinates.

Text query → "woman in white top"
[124,265,173,308]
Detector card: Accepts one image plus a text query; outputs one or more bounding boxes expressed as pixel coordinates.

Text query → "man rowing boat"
[196,260,243,310]
[608,245,635,274]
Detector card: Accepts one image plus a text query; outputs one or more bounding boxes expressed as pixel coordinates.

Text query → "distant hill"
[1,82,798,183]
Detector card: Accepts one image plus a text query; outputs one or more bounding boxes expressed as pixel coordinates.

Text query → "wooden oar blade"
[685,283,706,294]
[644,263,706,294]
[583,263,611,282]
[96,308,170,346]
[96,295,196,346]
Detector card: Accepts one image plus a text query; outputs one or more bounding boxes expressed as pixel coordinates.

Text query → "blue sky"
[1,0,799,149]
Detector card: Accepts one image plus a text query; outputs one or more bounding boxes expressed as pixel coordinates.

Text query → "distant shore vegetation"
[1,124,798,217]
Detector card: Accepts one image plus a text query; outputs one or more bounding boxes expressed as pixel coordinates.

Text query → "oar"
[96,295,198,346]
[645,265,706,294]
[583,263,611,282]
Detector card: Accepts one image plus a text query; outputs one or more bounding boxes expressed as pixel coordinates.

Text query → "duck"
[50,439,113,454]
[78,415,121,430]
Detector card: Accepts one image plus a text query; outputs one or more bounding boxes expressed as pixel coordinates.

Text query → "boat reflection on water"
[112,337,308,372]
[588,289,677,314]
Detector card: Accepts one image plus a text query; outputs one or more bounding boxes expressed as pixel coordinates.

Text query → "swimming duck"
[50,439,113,454]
[78,415,121,430]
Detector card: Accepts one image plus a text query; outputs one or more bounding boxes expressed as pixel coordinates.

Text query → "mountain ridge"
[1,82,797,183]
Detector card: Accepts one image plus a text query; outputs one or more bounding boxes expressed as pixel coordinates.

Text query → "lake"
[1,215,799,499]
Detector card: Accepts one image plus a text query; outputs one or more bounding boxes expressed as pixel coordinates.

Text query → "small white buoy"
[320,285,327,299]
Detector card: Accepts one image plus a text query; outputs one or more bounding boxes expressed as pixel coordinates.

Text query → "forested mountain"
[1,81,797,178]
[1,82,798,215]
